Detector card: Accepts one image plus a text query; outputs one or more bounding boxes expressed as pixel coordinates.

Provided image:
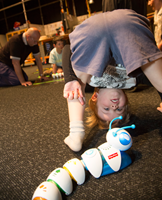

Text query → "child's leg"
[64,98,86,152]
[137,69,162,111]
[141,58,162,93]
[64,80,87,152]
[64,69,92,151]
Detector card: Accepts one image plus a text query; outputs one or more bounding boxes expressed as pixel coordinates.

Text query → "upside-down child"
[62,9,162,152]
[62,45,162,152]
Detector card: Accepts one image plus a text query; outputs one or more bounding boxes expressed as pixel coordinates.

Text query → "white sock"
[64,121,85,152]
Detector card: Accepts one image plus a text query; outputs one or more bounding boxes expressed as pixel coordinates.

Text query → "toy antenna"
[109,116,123,130]
[116,124,136,133]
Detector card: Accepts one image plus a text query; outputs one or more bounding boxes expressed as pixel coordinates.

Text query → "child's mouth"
[111,99,119,103]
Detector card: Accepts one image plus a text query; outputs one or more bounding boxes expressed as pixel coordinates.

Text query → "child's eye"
[117,108,123,111]
[104,108,109,111]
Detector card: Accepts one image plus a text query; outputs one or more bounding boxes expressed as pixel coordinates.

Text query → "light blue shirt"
[49,48,62,67]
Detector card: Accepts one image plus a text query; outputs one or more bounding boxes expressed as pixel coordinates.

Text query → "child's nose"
[111,104,118,109]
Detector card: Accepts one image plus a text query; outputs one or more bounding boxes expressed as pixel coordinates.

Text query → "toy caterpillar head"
[106,116,135,151]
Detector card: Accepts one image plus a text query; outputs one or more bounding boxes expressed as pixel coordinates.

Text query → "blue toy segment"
[81,150,132,177]
[100,151,132,177]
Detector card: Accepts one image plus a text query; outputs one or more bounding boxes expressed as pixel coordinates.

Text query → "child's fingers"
[68,91,75,100]
[157,102,162,112]
[78,88,83,98]
[73,88,78,99]
[63,91,69,98]
[78,96,85,105]
[71,90,85,105]
[77,88,84,105]
[157,107,162,112]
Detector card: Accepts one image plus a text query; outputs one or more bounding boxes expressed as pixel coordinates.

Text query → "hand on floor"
[157,102,162,112]
[40,76,50,81]
[21,81,32,86]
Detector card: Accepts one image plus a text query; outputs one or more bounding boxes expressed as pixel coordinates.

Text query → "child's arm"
[52,63,57,74]
[49,49,57,73]
[62,44,85,104]
[62,44,78,83]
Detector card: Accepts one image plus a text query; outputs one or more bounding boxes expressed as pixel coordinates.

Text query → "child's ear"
[53,44,56,47]
[91,92,98,102]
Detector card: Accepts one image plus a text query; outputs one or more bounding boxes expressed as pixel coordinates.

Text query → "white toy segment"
[81,148,102,178]
[63,158,85,185]
[52,72,64,79]
[58,73,62,78]
[46,168,73,195]
[98,142,121,172]
[32,181,62,200]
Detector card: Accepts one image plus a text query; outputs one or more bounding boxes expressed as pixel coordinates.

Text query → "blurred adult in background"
[102,0,148,16]
[148,0,162,50]
[0,27,48,87]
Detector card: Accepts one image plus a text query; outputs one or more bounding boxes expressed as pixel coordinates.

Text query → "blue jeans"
[0,62,28,86]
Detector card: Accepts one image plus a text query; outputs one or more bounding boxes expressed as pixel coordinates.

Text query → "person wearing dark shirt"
[0,27,48,87]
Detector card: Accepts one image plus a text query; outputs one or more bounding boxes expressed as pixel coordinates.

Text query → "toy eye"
[104,108,109,111]
[119,132,131,145]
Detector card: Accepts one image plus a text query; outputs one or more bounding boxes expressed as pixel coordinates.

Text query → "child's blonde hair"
[86,88,130,129]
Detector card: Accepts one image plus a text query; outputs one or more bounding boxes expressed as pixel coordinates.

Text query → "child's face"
[55,41,64,51]
[96,88,127,122]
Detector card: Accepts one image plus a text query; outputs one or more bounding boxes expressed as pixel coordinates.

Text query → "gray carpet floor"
[0,64,162,200]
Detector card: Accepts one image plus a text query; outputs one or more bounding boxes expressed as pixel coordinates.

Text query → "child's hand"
[157,102,162,112]
[40,75,49,81]
[21,81,32,86]
[63,80,85,105]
